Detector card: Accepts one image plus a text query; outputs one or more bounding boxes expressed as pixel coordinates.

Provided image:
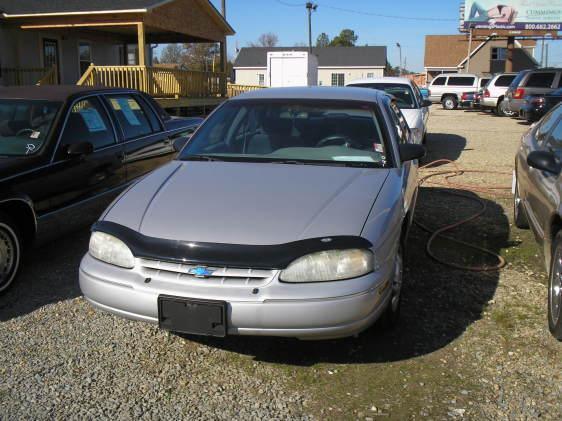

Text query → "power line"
[273,0,457,22]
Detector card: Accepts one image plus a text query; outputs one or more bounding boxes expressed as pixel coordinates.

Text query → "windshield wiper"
[182,154,226,162]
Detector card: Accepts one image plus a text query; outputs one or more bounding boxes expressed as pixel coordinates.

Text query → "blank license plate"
[158,295,226,337]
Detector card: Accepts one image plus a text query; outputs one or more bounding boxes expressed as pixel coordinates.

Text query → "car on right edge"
[513,102,562,340]
[506,68,562,117]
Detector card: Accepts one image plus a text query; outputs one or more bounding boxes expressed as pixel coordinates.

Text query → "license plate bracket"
[158,295,226,337]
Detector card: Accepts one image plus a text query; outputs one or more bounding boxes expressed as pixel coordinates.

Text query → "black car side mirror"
[67,141,94,157]
[399,143,426,163]
[422,99,432,108]
[173,134,193,153]
[527,151,561,175]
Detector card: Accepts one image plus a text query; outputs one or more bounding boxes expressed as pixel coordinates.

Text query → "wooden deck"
[0,65,264,109]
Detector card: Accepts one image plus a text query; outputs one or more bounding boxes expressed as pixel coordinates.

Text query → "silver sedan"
[79,87,425,340]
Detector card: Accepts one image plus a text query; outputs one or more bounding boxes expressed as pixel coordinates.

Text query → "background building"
[424,35,537,81]
[233,46,387,87]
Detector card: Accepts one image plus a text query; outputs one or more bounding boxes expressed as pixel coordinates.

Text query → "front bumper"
[79,254,392,340]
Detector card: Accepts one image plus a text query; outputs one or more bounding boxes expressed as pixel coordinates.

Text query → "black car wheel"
[380,245,403,328]
[497,99,515,117]
[442,96,457,110]
[548,232,562,340]
[513,176,529,229]
[0,213,21,293]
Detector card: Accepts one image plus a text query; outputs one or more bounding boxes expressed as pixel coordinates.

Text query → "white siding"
[234,67,385,86]
[234,68,267,86]
[317,68,384,86]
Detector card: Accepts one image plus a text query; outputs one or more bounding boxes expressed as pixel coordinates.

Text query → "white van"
[428,74,480,110]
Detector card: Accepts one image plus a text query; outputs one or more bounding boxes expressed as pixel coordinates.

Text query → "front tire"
[513,176,529,229]
[548,233,562,340]
[380,245,403,328]
[442,96,458,110]
[0,213,22,293]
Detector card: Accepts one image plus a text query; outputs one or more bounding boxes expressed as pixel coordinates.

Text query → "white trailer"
[267,51,318,88]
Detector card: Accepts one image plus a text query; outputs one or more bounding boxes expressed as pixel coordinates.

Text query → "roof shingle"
[0,0,166,15]
[234,46,387,68]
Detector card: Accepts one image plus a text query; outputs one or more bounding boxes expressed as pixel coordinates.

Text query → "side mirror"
[422,99,432,108]
[527,151,561,175]
[67,141,93,157]
[173,133,193,153]
[399,143,426,163]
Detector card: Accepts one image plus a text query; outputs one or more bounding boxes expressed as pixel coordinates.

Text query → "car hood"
[104,161,389,245]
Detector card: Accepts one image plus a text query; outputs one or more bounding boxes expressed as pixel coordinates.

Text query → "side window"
[389,102,409,144]
[546,119,562,151]
[431,77,446,86]
[447,77,475,86]
[60,97,115,151]
[558,74,562,88]
[495,75,515,87]
[106,95,154,140]
[536,108,562,143]
[526,72,555,88]
[135,95,162,132]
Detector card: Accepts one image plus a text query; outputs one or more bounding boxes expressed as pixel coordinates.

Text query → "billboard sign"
[463,1,562,30]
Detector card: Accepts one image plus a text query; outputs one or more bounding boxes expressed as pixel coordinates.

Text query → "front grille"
[139,259,276,287]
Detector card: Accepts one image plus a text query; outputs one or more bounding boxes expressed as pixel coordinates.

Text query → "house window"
[367,73,374,79]
[331,73,345,86]
[258,74,265,86]
[79,42,92,76]
[491,47,507,61]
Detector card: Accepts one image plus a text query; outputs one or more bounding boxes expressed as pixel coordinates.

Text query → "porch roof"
[0,0,234,43]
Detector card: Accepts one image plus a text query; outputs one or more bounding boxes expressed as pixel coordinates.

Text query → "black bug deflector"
[91,220,373,269]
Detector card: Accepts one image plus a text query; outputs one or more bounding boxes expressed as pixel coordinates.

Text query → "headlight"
[89,231,135,269]
[280,249,374,283]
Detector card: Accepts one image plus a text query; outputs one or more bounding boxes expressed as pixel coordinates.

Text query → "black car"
[520,88,562,123]
[0,86,201,292]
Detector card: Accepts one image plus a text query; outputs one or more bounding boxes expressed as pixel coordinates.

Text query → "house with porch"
[424,35,537,82]
[0,0,235,107]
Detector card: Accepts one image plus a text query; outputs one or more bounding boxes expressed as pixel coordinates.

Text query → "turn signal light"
[484,89,490,98]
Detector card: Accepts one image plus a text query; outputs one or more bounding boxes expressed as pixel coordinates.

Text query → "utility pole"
[306,2,318,53]
[396,43,402,76]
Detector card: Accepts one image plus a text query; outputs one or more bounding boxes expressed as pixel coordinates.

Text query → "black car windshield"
[180,100,389,167]
[0,100,61,156]
[348,83,417,109]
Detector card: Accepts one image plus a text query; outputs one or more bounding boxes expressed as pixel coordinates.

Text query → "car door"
[39,96,126,236]
[523,106,562,238]
[388,101,417,214]
[104,93,175,182]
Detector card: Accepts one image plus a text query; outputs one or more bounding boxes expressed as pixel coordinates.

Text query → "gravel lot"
[1,107,561,420]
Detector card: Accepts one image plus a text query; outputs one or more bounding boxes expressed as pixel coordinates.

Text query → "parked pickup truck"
[0,85,202,292]
[427,74,481,110]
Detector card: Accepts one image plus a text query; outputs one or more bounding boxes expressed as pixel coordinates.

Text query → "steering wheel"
[16,128,34,137]
[316,135,362,149]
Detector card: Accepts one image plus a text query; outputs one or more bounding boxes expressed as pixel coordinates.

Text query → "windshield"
[348,83,417,109]
[180,100,389,168]
[0,100,61,156]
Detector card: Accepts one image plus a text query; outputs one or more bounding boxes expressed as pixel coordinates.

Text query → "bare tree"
[249,32,279,48]
[159,44,184,64]
[183,43,220,71]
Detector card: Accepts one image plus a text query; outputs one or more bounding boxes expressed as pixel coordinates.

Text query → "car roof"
[230,86,386,103]
[346,77,414,86]
[434,73,479,78]
[0,85,139,101]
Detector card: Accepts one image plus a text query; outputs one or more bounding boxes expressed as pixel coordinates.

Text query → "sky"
[159,0,562,71]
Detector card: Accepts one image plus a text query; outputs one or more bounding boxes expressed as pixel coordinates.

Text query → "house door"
[42,39,60,83]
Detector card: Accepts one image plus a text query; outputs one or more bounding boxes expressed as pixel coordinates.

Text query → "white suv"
[428,74,480,110]
[480,73,517,116]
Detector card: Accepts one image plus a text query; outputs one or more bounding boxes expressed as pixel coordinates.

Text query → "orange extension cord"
[416,159,512,272]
